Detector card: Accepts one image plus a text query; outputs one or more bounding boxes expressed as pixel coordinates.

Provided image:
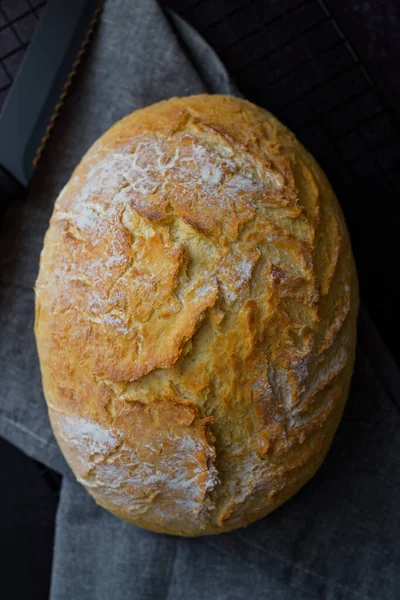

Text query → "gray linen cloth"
[1,1,399,598]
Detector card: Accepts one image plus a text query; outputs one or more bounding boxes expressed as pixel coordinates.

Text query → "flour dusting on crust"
[51,411,219,531]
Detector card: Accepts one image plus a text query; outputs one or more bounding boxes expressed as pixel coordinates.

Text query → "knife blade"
[0,0,102,208]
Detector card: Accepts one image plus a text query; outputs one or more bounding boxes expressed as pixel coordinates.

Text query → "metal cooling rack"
[0,1,46,110]
[171,0,400,196]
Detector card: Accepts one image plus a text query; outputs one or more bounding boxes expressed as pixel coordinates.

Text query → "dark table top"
[1,1,399,598]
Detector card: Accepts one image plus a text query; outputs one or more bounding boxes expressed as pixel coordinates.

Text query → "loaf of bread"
[35,95,358,536]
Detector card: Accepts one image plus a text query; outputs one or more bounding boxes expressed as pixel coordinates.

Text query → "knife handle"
[0,165,26,212]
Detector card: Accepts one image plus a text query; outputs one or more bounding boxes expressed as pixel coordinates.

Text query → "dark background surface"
[1,0,399,598]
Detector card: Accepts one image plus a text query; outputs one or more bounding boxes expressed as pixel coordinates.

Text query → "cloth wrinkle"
[1,414,56,447]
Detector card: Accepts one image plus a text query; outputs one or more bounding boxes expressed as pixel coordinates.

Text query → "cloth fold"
[1,1,399,598]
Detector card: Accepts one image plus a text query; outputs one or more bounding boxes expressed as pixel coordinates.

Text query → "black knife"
[0,0,102,209]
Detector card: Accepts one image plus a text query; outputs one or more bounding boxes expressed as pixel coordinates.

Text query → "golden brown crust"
[35,95,358,535]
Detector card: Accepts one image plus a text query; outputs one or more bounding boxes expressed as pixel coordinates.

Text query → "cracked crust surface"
[35,95,358,536]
